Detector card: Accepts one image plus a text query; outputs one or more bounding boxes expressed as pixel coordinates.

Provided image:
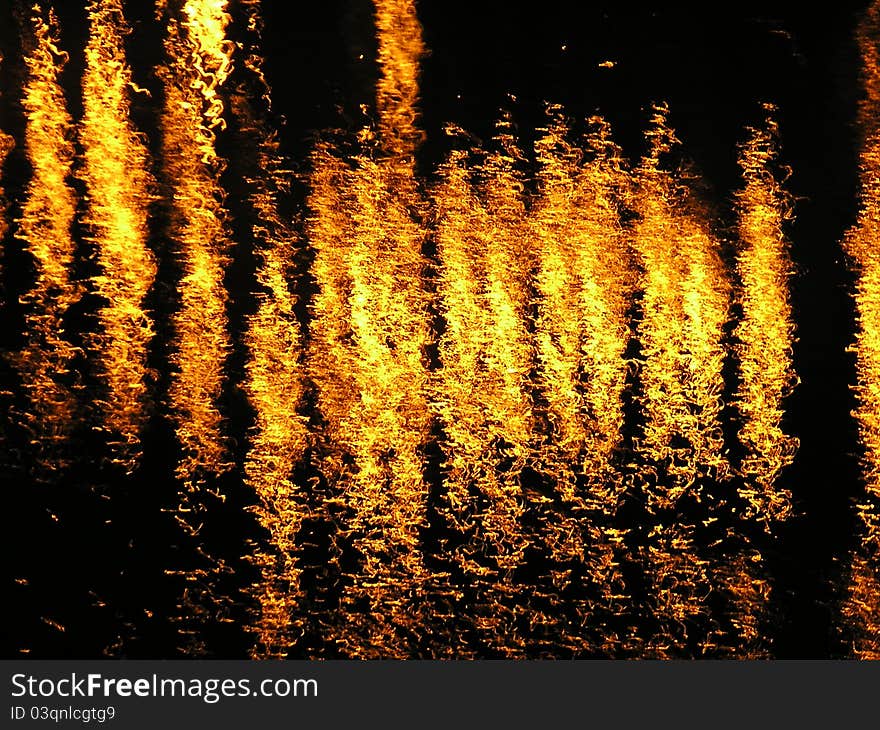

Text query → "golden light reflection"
[14,7,81,466]
[842,0,880,660]
[0,0,819,659]
[160,0,234,485]
[307,0,431,657]
[236,0,308,660]
[0,49,11,246]
[734,110,798,525]
[0,126,11,245]
[433,121,534,656]
[80,0,157,472]
[631,106,730,504]
[629,106,732,657]
[533,110,633,508]
[374,0,426,156]
[157,0,236,656]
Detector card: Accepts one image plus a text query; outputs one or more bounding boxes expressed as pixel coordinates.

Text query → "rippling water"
[0,0,876,658]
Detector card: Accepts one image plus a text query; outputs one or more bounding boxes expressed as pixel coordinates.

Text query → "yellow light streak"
[433,123,533,656]
[533,110,632,510]
[373,0,426,156]
[80,0,157,472]
[306,0,431,657]
[160,0,234,485]
[236,0,308,660]
[629,107,731,657]
[842,0,880,660]
[14,6,81,464]
[734,111,798,524]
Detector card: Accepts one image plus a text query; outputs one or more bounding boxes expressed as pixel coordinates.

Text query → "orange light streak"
[734,111,798,525]
[629,107,731,657]
[236,0,308,660]
[533,110,632,510]
[0,49,11,247]
[14,7,81,462]
[160,0,234,485]
[631,106,730,503]
[373,0,426,157]
[306,0,431,656]
[530,111,637,655]
[338,151,430,657]
[80,0,157,471]
[0,126,11,244]
[157,0,236,655]
[433,125,534,656]
[842,0,880,660]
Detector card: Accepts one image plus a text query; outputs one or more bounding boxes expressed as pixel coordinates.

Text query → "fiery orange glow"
[306,143,360,466]
[308,148,432,657]
[532,110,632,509]
[373,0,426,156]
[627,107,734,657]
[842,0,880,660]
[339,153,430,657]
[530,112,639,655]
[734,110,798,525]
[631,106,731,504]
[630,113,692,507]
[433,122,534,656]
[678,219,730,486]
[307,0,431,657]
[160,0,234,485]
[235,0,308,660]
[0,50,11,245]
[0,0,823,659]
[80,0,157,472]
[157,0,236,655]
[14,7,81,464]
[0,128,11,245]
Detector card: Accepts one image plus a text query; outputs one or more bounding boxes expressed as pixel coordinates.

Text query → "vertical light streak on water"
[0,125,11,247]
[80,0,157,472]
[157,0,235,654]
[533,115,592,507]
[843,0,880,660]
[0,108,10,447]
[679,194,769,659]
[632,109,691,503]
[0,49,11,247]
[373,0,425,157]
[636,132,732,489]
[339,150,430,657]
[160,0,234,488]
[307,0,431,657]
[531,111,635,654]
[477,127,539,655]
[309,149,430,658]
[533,112,634,506]
[679,212,730,482]
[734,112,798,525]
[479,123,535,494]
[235,0,309,659]
[433,128,532,656]
[306,144,359,482]
[433,142,491,547]
[14,7,81,468]
[630,106,730,656]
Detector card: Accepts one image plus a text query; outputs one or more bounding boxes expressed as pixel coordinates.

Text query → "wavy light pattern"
[14,7,81,466]
[80,0,157,471]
